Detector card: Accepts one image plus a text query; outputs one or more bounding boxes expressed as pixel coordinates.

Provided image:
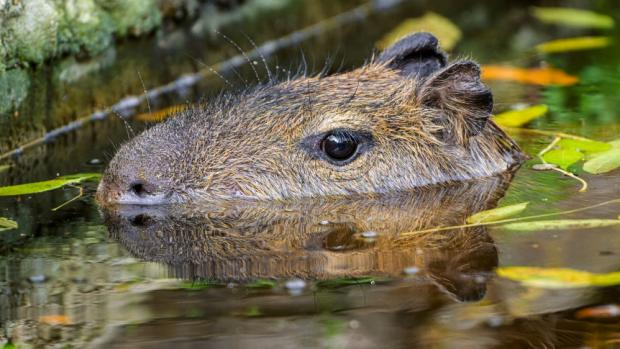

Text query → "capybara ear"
[417,61,493,143]
[377,32,447,80]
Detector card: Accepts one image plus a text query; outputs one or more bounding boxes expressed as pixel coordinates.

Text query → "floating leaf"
[466,202,529,224]
[244,306,262,317]
[493,105,548,128]
[317,276,379,289]
[497,266,620,289]
[541,148,584,170]
[246,279,277,289]
[583,147,620,174]
[536,36,611,53]
[0,217,18,232]
[377,12,462,51]
[0,173,101,196]
[531,7,614,29]
[180,280,223,290]
[557,138,611,154]
[502,219,620,231]
[135,104,187,122]
[481,66,578,86]
[38,315,73,325]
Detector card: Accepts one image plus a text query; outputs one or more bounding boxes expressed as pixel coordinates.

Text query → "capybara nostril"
[129,181,149,198]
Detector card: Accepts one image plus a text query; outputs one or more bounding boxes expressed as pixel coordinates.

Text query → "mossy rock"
[0,68,31,115]
[56,0,115,56]
[98,0,162,37]
[2,0,60,65]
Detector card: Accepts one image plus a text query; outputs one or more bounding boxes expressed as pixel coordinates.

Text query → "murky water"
[2,0,620,348]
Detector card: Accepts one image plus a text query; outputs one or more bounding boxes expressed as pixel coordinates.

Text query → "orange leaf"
[575,304,620,319]
[38,315,72,325]
[481,65,578,86]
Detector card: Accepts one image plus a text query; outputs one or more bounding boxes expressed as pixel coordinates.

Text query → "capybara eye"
[321,132,358,162]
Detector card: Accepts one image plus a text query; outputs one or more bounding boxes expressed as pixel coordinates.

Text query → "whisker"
[241,31,273,83]
[136,70,152,115]
[216,30,261,84]
[184,53,233,87]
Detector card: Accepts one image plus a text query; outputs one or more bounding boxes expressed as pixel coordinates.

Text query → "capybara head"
[97,32,524,205]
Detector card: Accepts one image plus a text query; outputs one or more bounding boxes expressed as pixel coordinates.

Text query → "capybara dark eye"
[129,181,148,197]
[321,132,358,161]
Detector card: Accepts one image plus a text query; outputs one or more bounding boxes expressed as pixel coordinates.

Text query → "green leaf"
[0,173,101,196]
[179,280,222,291]
[536,36,612,53]
[466,202,529,224]
[502,219,620,231]
[0,217,18,232]
[316,276,379,289]
[497,266,620,289]
[541,148,584,169]
[583,147,620,174]
[556,138,611,154]
[2,342,17,349]
[377,12,462,51]
[531,7,614,29]
[246,279,277,289]
[493,104,548,127]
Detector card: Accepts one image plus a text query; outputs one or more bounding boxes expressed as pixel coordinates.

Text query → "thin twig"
[537,136,561,158]
[52,185,84,211]
[536,135,588,192]
[548,166,588,192]
[505,127,593,141]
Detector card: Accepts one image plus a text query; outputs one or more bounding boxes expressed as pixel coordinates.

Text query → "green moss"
[0,68,31,114]
[56,0,115,56]
[3,0,60,64]
[99,0,162,37]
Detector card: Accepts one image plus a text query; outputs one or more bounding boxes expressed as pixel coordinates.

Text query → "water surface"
[2,0,620,348]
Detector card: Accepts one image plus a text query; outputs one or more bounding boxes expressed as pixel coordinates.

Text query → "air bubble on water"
[319,220,330,225]
[403,266,420,275]
[285,278,306,295]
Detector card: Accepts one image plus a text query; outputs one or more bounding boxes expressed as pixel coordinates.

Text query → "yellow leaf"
[135,104,188,122]
[536,36,611,53]
[497,266,620,289]
[481,65,578,86]
[583,147,620,174]
[502,219,620,231]
[377,12,462,51]
[466,202,529,224]
[531,7,614,29]
[493,105,548,128]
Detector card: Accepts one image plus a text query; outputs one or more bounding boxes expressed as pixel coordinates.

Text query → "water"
[2,0,620,347]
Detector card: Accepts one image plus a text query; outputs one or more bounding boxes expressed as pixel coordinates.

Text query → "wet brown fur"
[97,34,525,204]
